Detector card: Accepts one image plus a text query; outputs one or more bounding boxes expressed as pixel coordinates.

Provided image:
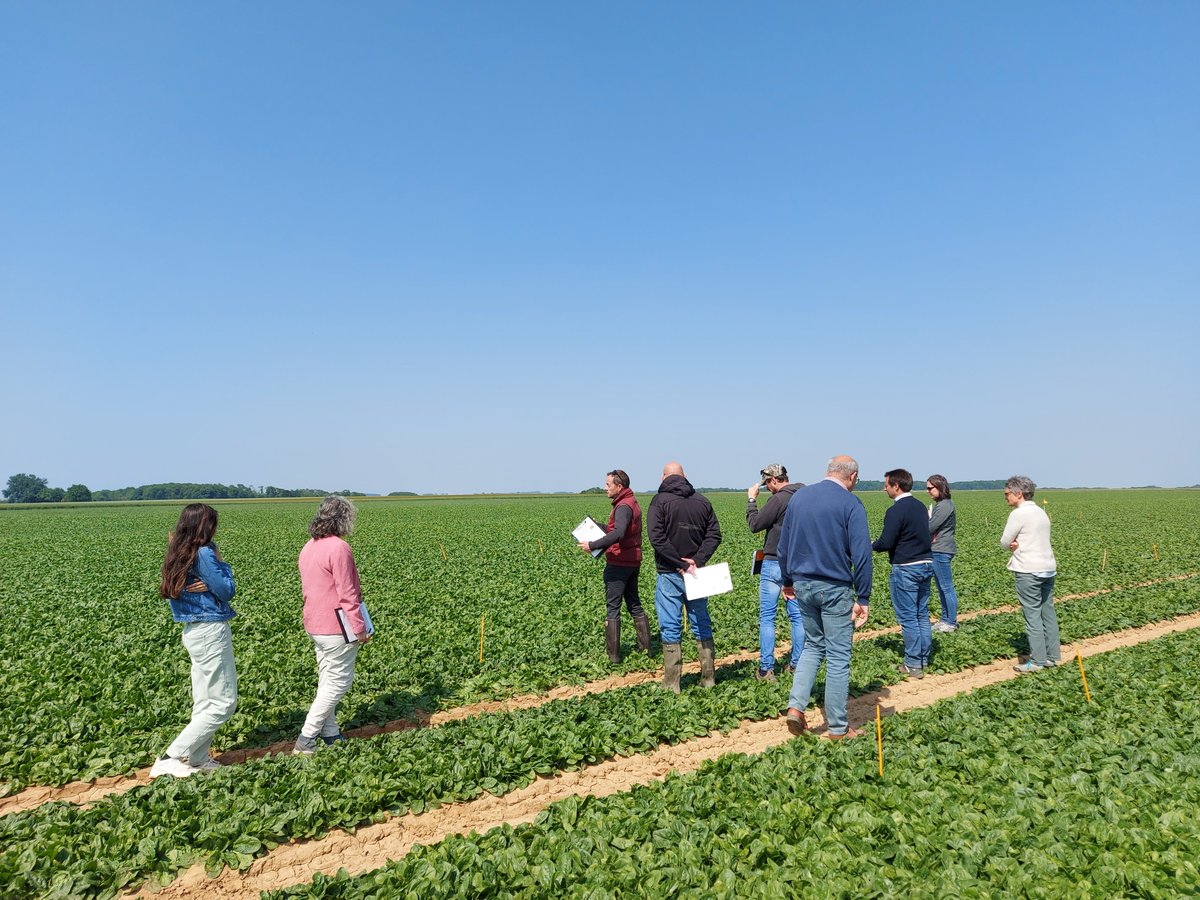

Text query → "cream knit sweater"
[1000,501,1057,573]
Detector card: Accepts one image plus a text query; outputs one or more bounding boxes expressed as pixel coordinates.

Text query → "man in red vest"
[578,469,651,663]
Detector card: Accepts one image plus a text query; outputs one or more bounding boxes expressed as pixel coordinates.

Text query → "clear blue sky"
[2,2,1197,494]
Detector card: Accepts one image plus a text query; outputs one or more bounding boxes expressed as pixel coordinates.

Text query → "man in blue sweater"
[873,468,934,678]
[778,455,872,740]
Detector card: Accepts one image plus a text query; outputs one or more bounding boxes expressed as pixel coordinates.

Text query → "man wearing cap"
[647,461,722,693]
[779,455,872,739]
[578,469,651,663]
[747,464,805,682]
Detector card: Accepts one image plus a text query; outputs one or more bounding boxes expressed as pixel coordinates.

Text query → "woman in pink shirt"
[294,495,371,754]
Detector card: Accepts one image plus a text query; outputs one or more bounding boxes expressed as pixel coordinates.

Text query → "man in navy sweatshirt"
[778,455,872,739]
[872,468,934,678]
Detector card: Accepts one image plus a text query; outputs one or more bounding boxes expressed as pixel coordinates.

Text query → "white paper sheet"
[683,561,733,601]
[571,516,606,558]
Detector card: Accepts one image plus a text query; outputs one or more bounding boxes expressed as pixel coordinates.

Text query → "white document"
[572,516,606,558]
[684,561,733,601]
[336,603,375,643]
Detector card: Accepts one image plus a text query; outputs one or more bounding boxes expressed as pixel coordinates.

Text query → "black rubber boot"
[605,619,622,663]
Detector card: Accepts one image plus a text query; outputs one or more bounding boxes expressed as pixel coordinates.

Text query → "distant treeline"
[91,483,337,501]
[3,473,371,504]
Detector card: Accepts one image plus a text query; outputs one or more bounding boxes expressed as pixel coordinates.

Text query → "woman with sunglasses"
[925,475,959,632]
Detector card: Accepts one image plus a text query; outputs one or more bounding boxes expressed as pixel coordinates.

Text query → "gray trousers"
[1014,572,1061,666]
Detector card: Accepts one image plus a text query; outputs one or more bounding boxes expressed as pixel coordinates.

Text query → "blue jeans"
[758,559,804,672]
[654,573,712,644]
[1014,572,1060,666]
[890,562,933,669]
[931,552,959,626]
[786,579,856,735]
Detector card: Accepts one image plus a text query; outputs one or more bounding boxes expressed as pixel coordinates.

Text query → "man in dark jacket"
[646,461,722,693]
[747,464,805,681]
[873,468,934,678]
[578,469,650,663]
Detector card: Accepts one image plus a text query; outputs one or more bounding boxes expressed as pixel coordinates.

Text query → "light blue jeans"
[165,621,238,766]
[931,552,959,626]
[654,572,713,644]
[787,579,856,735]
[890,562,933,669]
[758,559,804,672]
[1014,572,1061,666]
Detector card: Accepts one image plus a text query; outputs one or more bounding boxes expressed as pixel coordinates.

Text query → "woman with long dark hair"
[151,503,238,778]
[925,474,959,632]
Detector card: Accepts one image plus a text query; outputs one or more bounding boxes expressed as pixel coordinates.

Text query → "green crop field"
[1,489,1198,897]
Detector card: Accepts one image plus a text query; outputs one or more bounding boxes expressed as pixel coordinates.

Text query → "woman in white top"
[1001,475,1060,672]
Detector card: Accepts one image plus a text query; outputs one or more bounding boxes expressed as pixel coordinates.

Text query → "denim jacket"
[168,544,237,623]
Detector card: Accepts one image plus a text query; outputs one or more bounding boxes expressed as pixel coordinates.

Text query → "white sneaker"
[195,757,222,772]
[932,621,957,633]
[149,755,200,779]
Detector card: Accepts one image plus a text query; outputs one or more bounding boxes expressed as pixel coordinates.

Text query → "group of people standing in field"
[153,458,1059,773]
[151,496,368,779]
[581,456,1059,740]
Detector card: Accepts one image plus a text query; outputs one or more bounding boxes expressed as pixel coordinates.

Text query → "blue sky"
[2,2,1197,494]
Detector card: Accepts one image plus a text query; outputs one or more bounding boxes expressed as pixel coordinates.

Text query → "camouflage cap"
[760,464,787,485]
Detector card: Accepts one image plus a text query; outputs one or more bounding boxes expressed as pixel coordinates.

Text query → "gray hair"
[1005,475,1036,501]
[309,495,358,539]
[826,456,860,479]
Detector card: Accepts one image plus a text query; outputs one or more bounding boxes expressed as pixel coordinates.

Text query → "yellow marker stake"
[876,703,884,777]
[537,538,544,553]
[439,543,448,562]
[1153,544,1159,561]
[1076,644,1092,703]
[479,614,485,662]
[1101,548,1107,573]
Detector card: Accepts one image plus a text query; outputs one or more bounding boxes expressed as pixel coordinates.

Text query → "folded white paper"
[684,561,733,601]
[571,516,606,558]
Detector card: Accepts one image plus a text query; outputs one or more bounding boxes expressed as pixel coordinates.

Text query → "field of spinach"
[2,574,1199,897]
[268,624,1200,899]
[0,489,1197,792]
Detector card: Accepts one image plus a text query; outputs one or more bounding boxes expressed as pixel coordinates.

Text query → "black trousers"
[603,564,644,621]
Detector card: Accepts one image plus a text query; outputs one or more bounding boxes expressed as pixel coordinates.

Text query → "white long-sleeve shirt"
[1000,501,1057,574]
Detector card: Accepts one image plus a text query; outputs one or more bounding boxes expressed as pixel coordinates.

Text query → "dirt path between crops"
[3,572,1194,818]
[135,609,1200,900]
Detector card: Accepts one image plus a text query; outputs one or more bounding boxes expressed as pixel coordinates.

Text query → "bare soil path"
[3,572,1192,818]
[135,609,1200,899]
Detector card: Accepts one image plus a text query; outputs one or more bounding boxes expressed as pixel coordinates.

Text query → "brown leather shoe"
[822,725,864,741]
[754,668,777,683]
[785,708,806,736]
